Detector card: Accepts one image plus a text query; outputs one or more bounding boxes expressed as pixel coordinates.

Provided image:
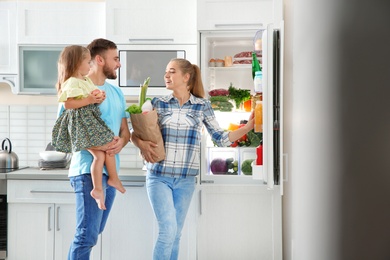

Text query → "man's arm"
[106,118,130,156]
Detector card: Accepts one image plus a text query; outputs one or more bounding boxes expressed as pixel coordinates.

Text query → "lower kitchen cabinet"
[102,181,197,260]
[7,180,101,260]
[197,185,282,260]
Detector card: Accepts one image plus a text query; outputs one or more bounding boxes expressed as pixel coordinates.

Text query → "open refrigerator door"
[199,23,283,192]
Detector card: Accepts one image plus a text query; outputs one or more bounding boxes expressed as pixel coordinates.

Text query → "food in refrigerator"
[208,148,239,175]
[199,27,282,186]
[254,100,263,133]
[241,159,254,175]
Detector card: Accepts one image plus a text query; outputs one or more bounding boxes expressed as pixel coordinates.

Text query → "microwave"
[110,44,198,97]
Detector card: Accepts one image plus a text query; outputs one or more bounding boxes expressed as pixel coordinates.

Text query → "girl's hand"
[90,89,106,104]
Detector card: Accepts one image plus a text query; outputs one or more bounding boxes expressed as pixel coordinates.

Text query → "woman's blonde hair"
[56,45,90,95]
[171,58,205,98]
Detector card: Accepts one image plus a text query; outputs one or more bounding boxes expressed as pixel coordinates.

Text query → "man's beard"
[103,65,117,80]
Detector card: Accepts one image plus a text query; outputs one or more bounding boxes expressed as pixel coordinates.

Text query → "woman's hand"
[139,140,159,163]
[228,111,255,142]
[246,110,255,130]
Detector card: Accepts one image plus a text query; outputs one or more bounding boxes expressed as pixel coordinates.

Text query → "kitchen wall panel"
[0,105,143,170]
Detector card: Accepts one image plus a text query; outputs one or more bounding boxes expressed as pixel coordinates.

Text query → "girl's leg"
[87,148,106,210]
[105,153,126,193]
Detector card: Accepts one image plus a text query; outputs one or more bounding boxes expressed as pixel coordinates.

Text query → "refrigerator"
[199,23,284,187]
[197,23,284,259]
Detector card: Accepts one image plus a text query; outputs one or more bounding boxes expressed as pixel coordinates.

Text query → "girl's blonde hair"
[56,45,90,95]
[170,58,205,98]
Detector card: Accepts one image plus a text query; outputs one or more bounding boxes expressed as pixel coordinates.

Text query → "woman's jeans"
[146,174,196,260]
[68,174,116,260]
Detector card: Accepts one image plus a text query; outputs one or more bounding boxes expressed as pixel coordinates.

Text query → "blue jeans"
[146,174,196,260]
[68,174,116,260]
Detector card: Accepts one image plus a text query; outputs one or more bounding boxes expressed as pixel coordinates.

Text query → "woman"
[131,58,253,260]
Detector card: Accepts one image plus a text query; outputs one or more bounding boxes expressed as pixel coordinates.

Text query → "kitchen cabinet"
[106,0,197,44]
[102,180,197,260]
[0,1,17,74]
[197,185,282,260]
[197,0,282,31]
[7,180,101,260]
[17,1,105,45]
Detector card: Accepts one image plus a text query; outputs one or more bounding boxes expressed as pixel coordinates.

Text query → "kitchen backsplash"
[0,105,144,169]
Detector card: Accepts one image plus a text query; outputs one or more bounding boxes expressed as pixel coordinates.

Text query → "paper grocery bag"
[130,110,165,162]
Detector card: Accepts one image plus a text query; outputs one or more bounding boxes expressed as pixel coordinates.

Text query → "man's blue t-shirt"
[57,82,129,177]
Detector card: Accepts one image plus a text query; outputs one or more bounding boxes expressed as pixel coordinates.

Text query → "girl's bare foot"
[90,189,106,210]
[107,178,126,194]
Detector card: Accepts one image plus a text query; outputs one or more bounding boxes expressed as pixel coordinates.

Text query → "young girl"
[51,45,126,210]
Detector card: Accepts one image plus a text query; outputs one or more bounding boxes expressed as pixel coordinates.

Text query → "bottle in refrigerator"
[254,100,263,133]
[253,71,263,93]
[251,51,261,79]
[256,141,263,165]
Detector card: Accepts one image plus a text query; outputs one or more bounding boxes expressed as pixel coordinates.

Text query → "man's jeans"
[68,174,116,260]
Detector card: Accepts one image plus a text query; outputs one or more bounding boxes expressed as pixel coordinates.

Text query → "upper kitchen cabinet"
[17,1,105,45]
[106,0,197,44]
[197,0,283,31]
[0,1,17,74]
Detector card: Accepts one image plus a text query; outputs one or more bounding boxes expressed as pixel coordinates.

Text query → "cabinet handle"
[56,206,60,231]
[122,183,145,188]
[214,23,263,28]
[199,190,203,215]
[48,206,52,231]
[30,190,73,194]
[128,38,174,42]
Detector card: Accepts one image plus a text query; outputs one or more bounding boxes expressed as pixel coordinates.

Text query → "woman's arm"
[228,111,254,142]
[131,134,159,163]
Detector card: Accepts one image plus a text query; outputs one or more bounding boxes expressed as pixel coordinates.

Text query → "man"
[63,38,130,259]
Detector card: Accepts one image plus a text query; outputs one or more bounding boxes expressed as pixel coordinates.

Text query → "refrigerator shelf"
[207,147,258,176]
[208,65,251,69]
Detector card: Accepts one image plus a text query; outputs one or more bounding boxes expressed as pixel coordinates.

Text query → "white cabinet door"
[7,180,101,260]
[106,0,197,44]
[102,182,155,259]
[197,0,274,31]
[54,204,76,260]
[197,185,282,260]
[8,203,55,260]
[54,204,101,260]
[17,1,105,44]
[102,181,197,260]
[0,1,17,74]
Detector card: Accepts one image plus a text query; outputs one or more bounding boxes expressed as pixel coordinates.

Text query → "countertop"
[5,167,147,182]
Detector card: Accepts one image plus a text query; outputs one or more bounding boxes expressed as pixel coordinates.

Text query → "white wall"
[0,82,58,105]
[284,0,390,259]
